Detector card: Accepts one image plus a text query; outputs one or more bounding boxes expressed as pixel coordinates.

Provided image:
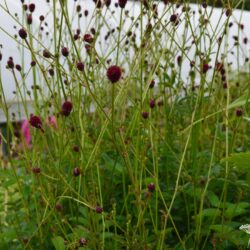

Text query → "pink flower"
[21,119,31,147]
[47,115,57,129]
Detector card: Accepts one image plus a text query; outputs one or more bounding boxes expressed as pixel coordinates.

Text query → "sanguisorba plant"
[0,0,250,249]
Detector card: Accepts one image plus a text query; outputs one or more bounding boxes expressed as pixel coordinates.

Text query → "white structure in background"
[0,0,250,123]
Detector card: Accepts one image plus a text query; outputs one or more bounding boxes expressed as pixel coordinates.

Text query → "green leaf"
[52,236,65,250]
[228,94,250,109]
[226,152,250,171]
[243,117,250,122]
[209,224,233,234]
[206,191,220,207]
[195,208,221,220]
[224,202,250,218]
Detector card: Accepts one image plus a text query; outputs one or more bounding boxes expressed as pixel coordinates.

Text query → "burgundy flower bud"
[143,0,149,9]
[48,68,54,76]
[30,60,36,67]
[105,0,111,7]
[73,167,81,177]
[90,28,96,35]
[39,15,45,22]
[28,3,36,12]
[32,167,41,174]
[55,203,63,212]
[18,28,27,39]
[83,34,94,43]
[118,0,127,8]
[23,4,28,11]
[107,65,122,83]
[225,8,232,17]
[223,82,228,89]
[62,101,73,116]
[7,58,14,69]
[202,2,207,8]
[177,55,182,66]
[79,238,87,246]
[76,5,81,12]
[149,99,155,109]
[220,68,226,76]
[43,49,51,58]
[84,10,89,16]
[147,183,155,192]
[202,63,209,73]
[74,34,80,40]
[15,64,22,71]
[149,80,155,88]
[95,0,102,9]
[27,14,32,24]
[236,108,243,117]
[170,14,178,23]
[61,47,69,57]
[73,145,80,152]
[142,111,149,119]
[76,61,84,71]
[95,206,103,213]
[29,115,43,131]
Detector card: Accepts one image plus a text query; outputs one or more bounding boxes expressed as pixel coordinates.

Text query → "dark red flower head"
[55,203,63,212]
[202,63,210,74]
[118,0,127,8]
[29,3,36,12]
[95,206,103,213]
[79,238,87,246]
[142,111,149,119]
[76,61,84,71]
[147,183,155,192]
[15,64,22,71]
[149,80,155,88]
[7,58,14,69]
[107,65,122,83]
[29,115,43,129]
[236,108,243,117]
[19,28,28,39]
[43,49,51,58]
[39,15,45,22]
[73,167,81,177]
[32,167,41,174]
[170,14,178,23]
[83,34,94,43]
[62,101,73,116]
[149,99,156,109]
[27,14,33,24]
[105,0,111,7]
[61,47,69,57]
